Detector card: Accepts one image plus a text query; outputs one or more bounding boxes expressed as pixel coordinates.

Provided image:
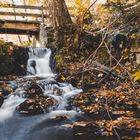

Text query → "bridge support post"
[39,23,48,47]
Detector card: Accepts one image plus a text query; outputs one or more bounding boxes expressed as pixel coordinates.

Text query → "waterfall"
[0,47,82,121]
[27,48,53,76]
[0,47,82,140]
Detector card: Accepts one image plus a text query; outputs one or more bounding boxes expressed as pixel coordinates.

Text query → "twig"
[83,15,113,68]
[104,41,131,77]
[105,96,121,140]
[80,0,98,87]
[97,55,123,84]
[83,29,107,68]
[81,0,98,31]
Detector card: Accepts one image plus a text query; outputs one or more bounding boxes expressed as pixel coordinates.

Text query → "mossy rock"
[0,40,29,76]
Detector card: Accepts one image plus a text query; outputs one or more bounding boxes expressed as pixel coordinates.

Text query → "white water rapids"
[0,47,82,140]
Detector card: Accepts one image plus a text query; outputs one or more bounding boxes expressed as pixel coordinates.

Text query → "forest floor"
[0,40,140,139]
[51,41,140,139]
[71,81,140,140]
[0,75,140,139]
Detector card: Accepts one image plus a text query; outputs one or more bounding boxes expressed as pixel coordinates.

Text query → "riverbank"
[0,38,140,139]
[0,75,140,139]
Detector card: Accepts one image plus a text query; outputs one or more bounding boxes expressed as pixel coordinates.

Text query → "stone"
[0,96,4,107]
[16,95,58,115]
[25,82,43,97]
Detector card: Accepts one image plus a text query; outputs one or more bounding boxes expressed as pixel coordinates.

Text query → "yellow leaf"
[120,95,125,99]
[60,75,65,81]
[132,71,140,82]
[75,0,81,5]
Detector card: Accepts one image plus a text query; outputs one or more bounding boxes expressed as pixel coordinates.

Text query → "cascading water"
[0,47,82,140]
[26,48,82,115]
[27,48,53,76]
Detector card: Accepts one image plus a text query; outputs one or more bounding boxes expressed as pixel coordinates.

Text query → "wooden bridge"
[0,4,47,36]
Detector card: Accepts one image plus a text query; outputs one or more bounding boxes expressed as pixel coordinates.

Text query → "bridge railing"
[0,4,46,10]
[0,4,47,35]
[0,3,75,22]
[0,4,47,20]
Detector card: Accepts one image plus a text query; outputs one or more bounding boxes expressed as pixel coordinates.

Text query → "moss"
[0,40,29,76]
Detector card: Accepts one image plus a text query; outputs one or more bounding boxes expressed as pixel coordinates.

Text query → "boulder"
[0,96,4,107]
[0,42,29,76]
[16,95,58,115]
[25,82,43,97]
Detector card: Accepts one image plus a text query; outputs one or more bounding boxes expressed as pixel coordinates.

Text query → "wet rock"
[0,41,29,76]
[0,82,13,96]
[0,96,4,107]
[16,95,58,115]
[12,47,29,76]
[25,82,43,97]
[53,86,62,96]
[73,121,100,140]
[50,115,68,121]
[54,74,66,83]
[72,117,138,140]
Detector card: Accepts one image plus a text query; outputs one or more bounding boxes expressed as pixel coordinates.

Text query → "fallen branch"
[67,60,124,81]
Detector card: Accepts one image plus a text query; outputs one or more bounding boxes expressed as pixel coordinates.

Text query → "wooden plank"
[0,28,39,35]
[0,11,48,18]
[0,22,39,35]
[0,4,73,11]
[0,4,46,10]
[0,21,39,35]
[0,19,40,24]
[1,22,39,30]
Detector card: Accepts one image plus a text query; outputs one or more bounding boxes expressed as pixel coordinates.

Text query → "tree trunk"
[44,0,75,48]
[45,0,72,27]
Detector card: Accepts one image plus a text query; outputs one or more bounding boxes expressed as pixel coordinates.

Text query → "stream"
[0,48,82,140]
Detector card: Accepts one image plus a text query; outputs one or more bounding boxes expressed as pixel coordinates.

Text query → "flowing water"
[0,48,82,140]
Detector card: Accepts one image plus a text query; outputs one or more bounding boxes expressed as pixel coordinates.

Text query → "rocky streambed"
[0,47,140,140]
[0,75,140,140]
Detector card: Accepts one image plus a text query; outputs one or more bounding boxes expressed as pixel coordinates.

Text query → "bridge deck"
[0,4,73,36]
[0,4,45,35]
[0,19,40,35]
[0,11,48,18]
